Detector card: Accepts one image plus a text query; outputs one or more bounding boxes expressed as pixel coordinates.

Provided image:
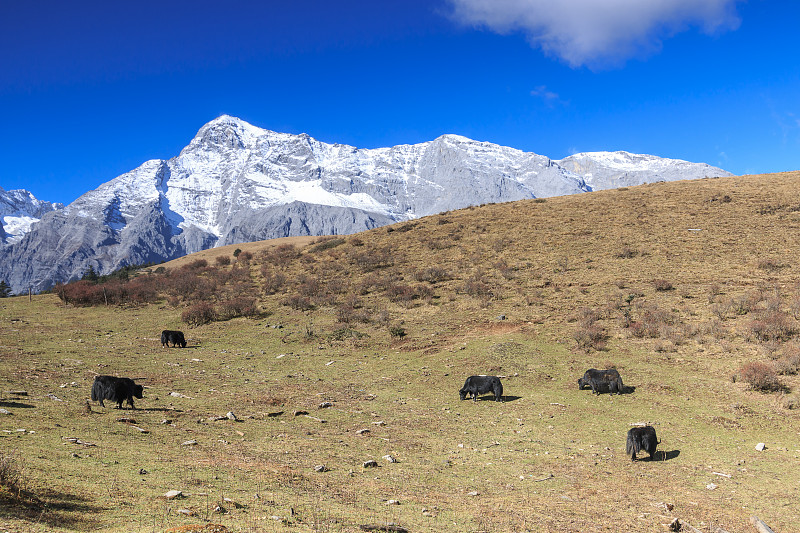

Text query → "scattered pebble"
[363,460,379,468]
[181,440,198,446]
[383,455,398,463]
[755,442,766,451]
[314,465,328,472]
[164,490,184,500]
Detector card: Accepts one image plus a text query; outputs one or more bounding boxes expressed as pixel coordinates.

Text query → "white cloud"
[530,85,566,106]
[447,0,742,68]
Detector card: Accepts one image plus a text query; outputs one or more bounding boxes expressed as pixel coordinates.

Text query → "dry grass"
[2,172,800,532]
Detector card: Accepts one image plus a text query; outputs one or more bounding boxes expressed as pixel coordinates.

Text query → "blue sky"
[1,0,798,205]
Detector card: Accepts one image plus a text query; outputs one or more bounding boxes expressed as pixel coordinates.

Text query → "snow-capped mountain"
[0,115,732,292]
[0,186,63,245]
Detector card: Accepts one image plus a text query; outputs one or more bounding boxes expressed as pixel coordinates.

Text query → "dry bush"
[493,260,516,280]
[184,258,208,270]
[733,291,763,315]
[748,310,796,343]
[424,238,454,250]
[711,299,733,320]
[261,269,287,295]
[774,345,800,375]
[0,450,21,493]
[263,244,298,269]
[653,279,674,291]
[629,302,673,338]
[282,294,314,311]
[462,275,492,299]
[573,321,607,352]
[54,280,105,306]
[350,246,394,272]
[708,283,722,302]
[335,302,371,324]
[386,283,433,304]
[237,251,253,264]
[215,255,231,267]
[217,297,258,320]
[349,237,364,246]
[704,319,729,340]
[414,266,452,284]
[757,258,785,271]
[615,246,639,259]
[310,237,346,253]
[181,301,216,326]
[737,361,783,392]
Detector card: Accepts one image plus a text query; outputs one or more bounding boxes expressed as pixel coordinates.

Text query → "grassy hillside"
[2,172,800,532]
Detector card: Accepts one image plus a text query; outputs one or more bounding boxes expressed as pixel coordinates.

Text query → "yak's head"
[133,384,144,399]
[577,378,587,390]
[459,389,467,401]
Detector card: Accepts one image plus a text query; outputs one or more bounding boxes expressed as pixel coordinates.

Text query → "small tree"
[81,265,99,282]
[0,280,11,298]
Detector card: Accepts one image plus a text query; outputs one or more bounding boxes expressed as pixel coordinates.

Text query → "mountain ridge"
[0,115,732,293]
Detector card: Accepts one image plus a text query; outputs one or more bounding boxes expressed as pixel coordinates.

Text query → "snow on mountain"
[0,186,64,244]
[0,115,733,293]
[558,151,732,191]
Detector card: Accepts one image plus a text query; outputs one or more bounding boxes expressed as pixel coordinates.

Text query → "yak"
[91,375,144,410]
[161,330,187,348]
[626,426,659,461]
[578,368,624,395]
[459,375,504,402]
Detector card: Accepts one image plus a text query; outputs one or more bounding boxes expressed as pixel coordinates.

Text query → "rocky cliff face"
[0,115,732,292]
[0,186,63,245]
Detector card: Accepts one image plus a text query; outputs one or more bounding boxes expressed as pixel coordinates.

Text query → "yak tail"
[625,434,640,458]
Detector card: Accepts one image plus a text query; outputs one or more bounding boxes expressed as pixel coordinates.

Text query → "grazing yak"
[91,375,144,410]
[626,426,659,461]
[459,375,504,402]
[161,330,187,348]
[578,368,624,395]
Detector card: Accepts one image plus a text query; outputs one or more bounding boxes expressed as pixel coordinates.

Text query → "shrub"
[462,276,492,299]
[215,255,231,267]
[386,283,432,303]
[351,247,394,272]
[263,244,298,269]
[629,303,673,338]
[182,302,216,326]
[615,246,638,259]
[329,327,366,342]
[185,259,208,270]
[311,237,346,253]
[0,450,21,493]
[261,270,287,295]
[757,258,785,271]
[748,310,796,343]
[217,297,258,320]
[653,279,674,291]
[738,361,782,392]
[237,251,253,264]
[573,322,607,351]
[282,294,314,311]
[389,326,406,338]
[414,266,452,284]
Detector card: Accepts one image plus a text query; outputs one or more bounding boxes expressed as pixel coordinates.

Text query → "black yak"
[91,375,143,410]
[626,426,659,461]
[578,368,624,395]
[161,330,187,348]
[459,375,503,402]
